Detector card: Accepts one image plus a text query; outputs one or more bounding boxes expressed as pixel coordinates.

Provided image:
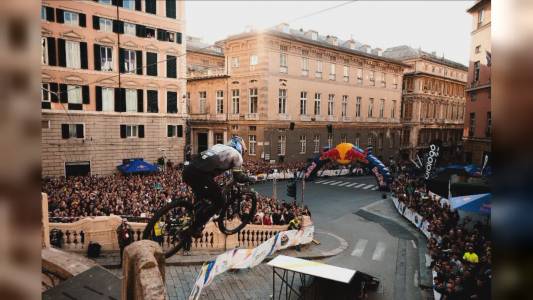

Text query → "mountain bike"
[142,176,257,258]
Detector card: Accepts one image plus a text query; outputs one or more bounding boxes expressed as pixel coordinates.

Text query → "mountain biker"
[182,135,254,237]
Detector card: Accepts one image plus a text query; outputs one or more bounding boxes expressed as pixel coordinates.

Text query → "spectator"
[116,219,134,266]
[463,246,479,264]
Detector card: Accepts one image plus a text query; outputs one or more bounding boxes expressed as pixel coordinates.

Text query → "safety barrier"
[390,195,444,300]
[249,167,366,182]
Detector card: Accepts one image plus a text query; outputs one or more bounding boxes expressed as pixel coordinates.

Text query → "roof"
[467,0,489,13]
[223,29,409,68]
[382,45,468,71]
[403,71,467,84]
[187,74,229,81]
[186,44,224,57]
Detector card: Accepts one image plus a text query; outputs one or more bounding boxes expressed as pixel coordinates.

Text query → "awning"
[117,159,159,174]
[450,193,491,214]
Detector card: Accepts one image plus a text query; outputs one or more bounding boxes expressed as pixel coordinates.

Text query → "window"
[147,90,158,113]
[394,76,398,89]
[378,134,383,149]
[368,136,373,147]
[214,133,224,145]
[475,45,481,54]
[249,126,256,131]
[66,40,81,69]
[278,135,286,156]
[300,91,307,115]
[314,93,321,115]
[302,57,309,72]
[341,134,347,143]
[328,134,333,148]
[123,0,135,10]
[216,90,224,114]
[146,52,157,76]
[126,125,138,138]
[145,0,156,14]
[42,83,50,102]
[41,6,47,20]
[166,0,177,18]
[231,89,240,114]
[478,9,485,27]
[67,85,82,104]
[231,57,240,68]
[145,27,156,38]
[329,63,336,80]
[313,135,320,153]
[379,99,385,118]
[389,134,394,149]
[368,98,374,117]
[381,73,386,87]
[278,89,287,114]
[469,113,476,137]
[250,55,258,70]
[99,17,113,32]
[167,91,178,113]
[231,125,239,131]
[343,65,349,82]
[486,112,492,137]
[474,61,480,82]
[355,134,360,148]
[328,94,334,116]
[299,136,307,154]
[61,124,84,139]
[355,96,361,117]
[102,87,114,112]
[100,46,113,71]
[341,95,348,117]
[126,89,138,112]
[280,53,288,73]
[249,135,257,155]
[357,68,363,85]
[124,22,136,35]
[166,55,177,78]
[316,61,323,78]
[41,37,48,65]
[199,91,207,114]
[124,49,136,73]
[64,11,79,26]
[391,100,396,119]
[249,88,258,113]
[99,0,112,4]
[167,125,183,138]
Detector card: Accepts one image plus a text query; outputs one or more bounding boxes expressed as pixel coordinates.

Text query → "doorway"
[197,132,208,153]
[65,161,91,177]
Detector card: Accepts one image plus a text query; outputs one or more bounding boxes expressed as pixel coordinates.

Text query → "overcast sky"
[186,1,474,65]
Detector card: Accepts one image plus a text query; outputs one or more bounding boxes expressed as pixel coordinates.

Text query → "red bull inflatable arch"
[303,143,393,190]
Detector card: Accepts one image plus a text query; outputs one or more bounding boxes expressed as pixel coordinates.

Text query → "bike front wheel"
[217,190,257,235]
[142,199,194,258]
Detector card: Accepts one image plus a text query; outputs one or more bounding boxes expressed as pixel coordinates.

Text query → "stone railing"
[48,215,312,252]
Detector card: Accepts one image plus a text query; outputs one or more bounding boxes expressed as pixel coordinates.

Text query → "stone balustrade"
[49,215,312,252]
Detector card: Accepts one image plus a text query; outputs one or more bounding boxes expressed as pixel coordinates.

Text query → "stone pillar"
[223,130,228,144]
[122,240,166,300]
[208,129,214,148]
[42,193,50,248]
[410,126,420,158]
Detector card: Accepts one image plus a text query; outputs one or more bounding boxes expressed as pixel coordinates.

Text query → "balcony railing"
[300,115,311,121]
[278,113,291,121]
[188,68,226,78]
[245,113,259,120]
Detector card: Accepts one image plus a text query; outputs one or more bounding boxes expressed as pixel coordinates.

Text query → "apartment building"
[41,0,187,176]
[464,0,491,165]
[187,24,406,162]
[383,46,467,161]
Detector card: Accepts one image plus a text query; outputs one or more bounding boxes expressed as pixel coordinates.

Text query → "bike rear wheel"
[142,199,194,258]
[217,190,257,235]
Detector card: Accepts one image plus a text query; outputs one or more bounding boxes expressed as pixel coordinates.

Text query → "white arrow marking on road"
[351,239,368,257]
[338,182,351,187]
[363,184,375,190]
[354,184,366,188]
[411,240,417,249]
[346,183,357,187]
[371,241,386,261]
[328,181,343,185]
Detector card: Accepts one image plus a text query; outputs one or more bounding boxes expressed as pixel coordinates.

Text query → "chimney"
[304,30,318,41]
[431,51,437,57]
[360,44,370,53]
[326,35,338,46]
[375,48,383,56]
[344,39,356,50]
[276,23,290,33]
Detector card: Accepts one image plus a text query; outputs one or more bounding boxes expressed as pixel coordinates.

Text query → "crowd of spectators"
[242,160,307,176]
[43,162,311,225]
[391,173,491,300]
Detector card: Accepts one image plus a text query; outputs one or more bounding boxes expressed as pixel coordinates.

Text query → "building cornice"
[403,71,467,85]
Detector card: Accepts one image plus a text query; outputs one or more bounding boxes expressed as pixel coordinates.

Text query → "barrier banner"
[188,225,314,300]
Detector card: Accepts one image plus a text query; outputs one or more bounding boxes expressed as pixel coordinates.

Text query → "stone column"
[223,130,228,144]
[208,129,214,148]
[42,193,50,248]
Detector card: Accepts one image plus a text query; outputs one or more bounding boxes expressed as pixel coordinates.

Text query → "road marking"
[371,186,379,191]
[362,184,375,190]
[354,183,366,188]
[338,182,351,187]
[320,180,333,184]
[351,239,368,257]
[411,240,417,249]
[315,180,326,183]
[371,241,386,261]
[346,183,357,187]
[414,271,419,287]
[328,181,343,185]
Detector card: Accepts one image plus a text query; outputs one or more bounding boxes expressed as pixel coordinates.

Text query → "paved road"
[124,176,429,300]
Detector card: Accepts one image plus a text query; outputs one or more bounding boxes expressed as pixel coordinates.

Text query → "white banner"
[188,225,315,300]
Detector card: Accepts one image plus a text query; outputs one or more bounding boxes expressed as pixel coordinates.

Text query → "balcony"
[245,113,259,120]
[188,67,226,78]
[279,66,288,73]
[342,116,353,122]
[301,70,309,77]
[328,74,336,81]
[278,113,291,121]
[343,76,349,82]
[327,115,338,122]
[228,114,241,121]
[313,115,324,121]
[300,115,311,121]
[315,72,322,79]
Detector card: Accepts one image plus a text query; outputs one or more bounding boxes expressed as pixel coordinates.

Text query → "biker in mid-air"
[182,135,254,237]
